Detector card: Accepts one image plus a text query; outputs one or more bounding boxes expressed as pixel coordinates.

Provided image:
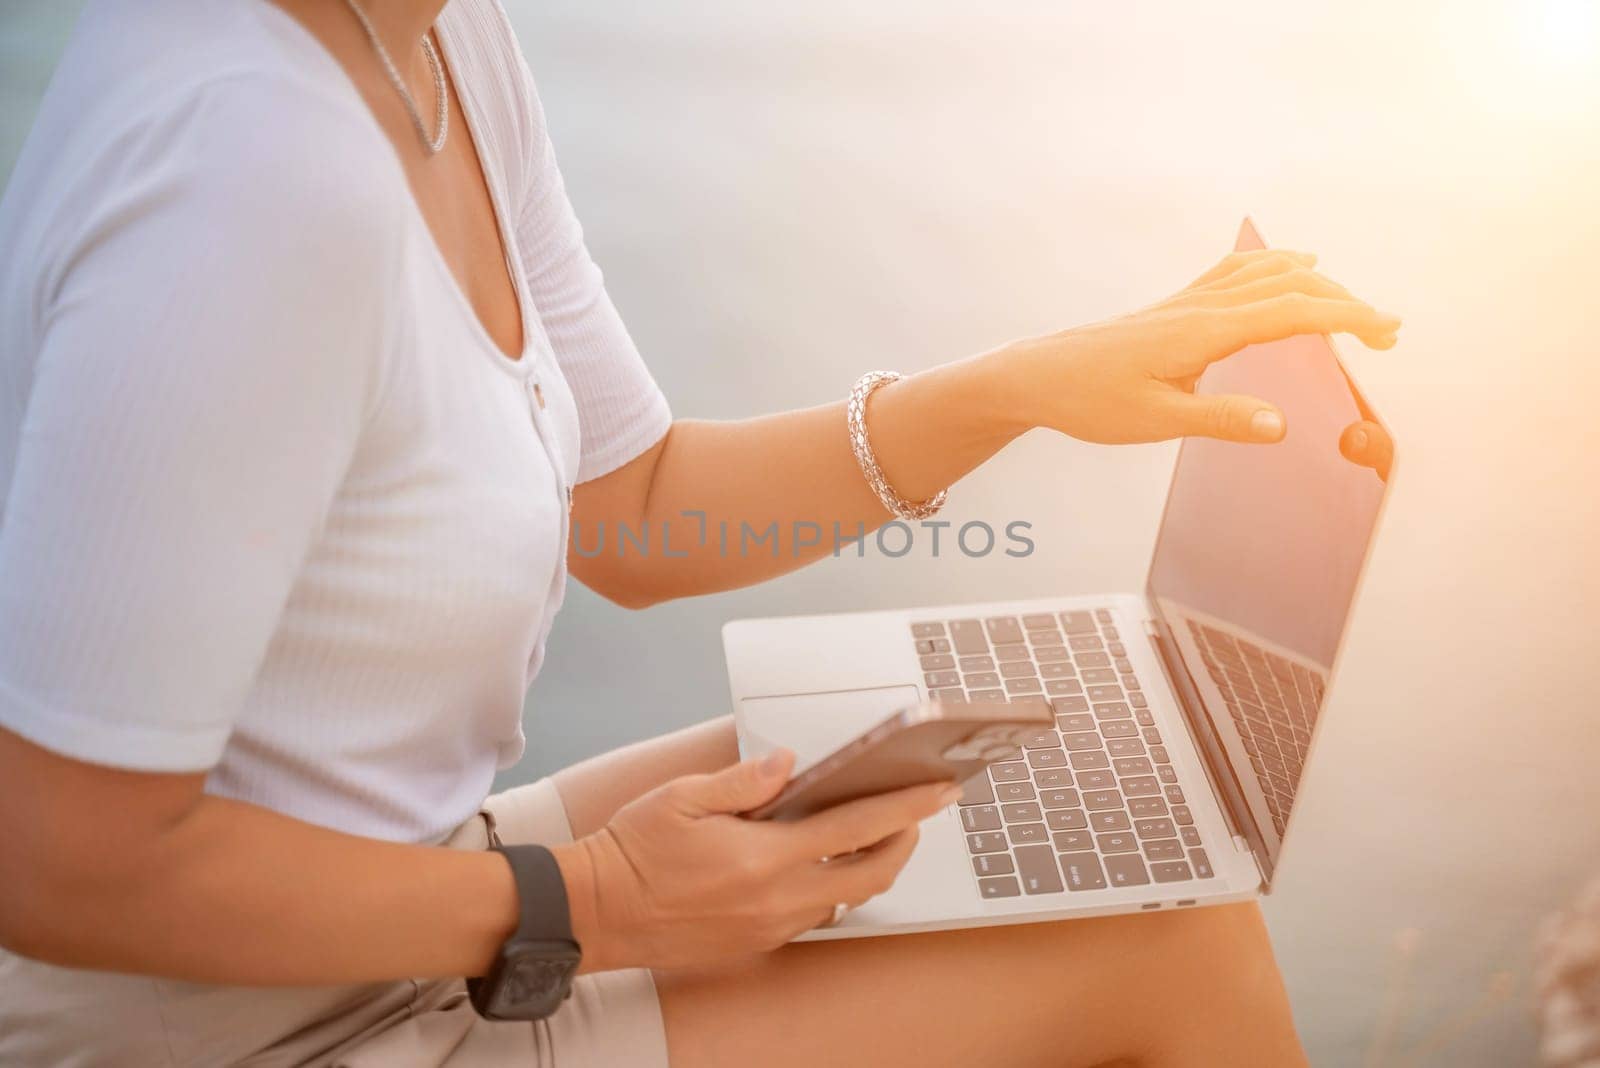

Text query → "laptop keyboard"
[910,609,1214,900]
[1185,620,1325,838]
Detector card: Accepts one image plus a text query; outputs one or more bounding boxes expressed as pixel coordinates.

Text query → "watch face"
[488,940,581,1020]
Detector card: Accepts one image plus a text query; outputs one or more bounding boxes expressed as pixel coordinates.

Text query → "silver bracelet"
[846,371,949,521]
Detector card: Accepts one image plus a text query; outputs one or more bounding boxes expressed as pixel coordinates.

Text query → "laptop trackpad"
[738,685,923,771]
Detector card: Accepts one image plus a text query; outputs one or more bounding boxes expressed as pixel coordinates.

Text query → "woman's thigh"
[550,715,739,838]
[656,902,1306,1068]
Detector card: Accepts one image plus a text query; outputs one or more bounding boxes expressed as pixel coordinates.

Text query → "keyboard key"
[1060,851,1108,891]
[1015,843,1065,894]
[995,780,1035,802]
[973,853,1014,876]
[1107,738,1145,757]
[958,776,995,806]
[1103,625,1120,640]
[1097,831,1138,853]
[1007,823,1049,846]
[1129,797,1168,817]
[1093,702,1132,720]
[999,660,1038,679]
[1188,849,1215,879]
[1022,613,1057,629]
[969,689,1006,702]
[911,622,946,638]
[1083,672,1120,688]
[1069,751,1110,771]
[1135,818,1177,839]
[921,653,956,670]
[1129,692,1149,708]
[958,655,995,672]
[1076,770,1115,791]
[1095,608,1112,623]
[1122,776,1161,797]
[961,806,1001,832]
[1172,805,1194,826]
[1004,678,1043,695]
[985,617,1025,645]
[1050,695,1089,713]
[1076,651,1111,668]
[1100,721,1138,740]
[1108,641,1127,657]
[1157,765,1178,784]
[995,643,1031,662]
[1053,829,1093,852]
[1105,853,1151,887]
[965,672,1001,688]
[990,762,1030,783]
[1087,684,1124,702]
[1151,861,1194,883]
[1045,680,1083,697]
[1034,646,1070,663]
[979,875,1022,899]
[949,620,989,654]
[1143,839,1184,861]
[1040,661,1076,679]
[1090,810,1131,832]
[1114,757,1153,776]
[1001,802,1043,823]
[1084,789,1124,811]
[1039,788,1079,808]
[926,670,960,688]
[966,832,1007,854]
[1180,826,1202,847]
[1122,674,1141,691]
[1150,745,1170,763]
[1061,612,1097,635]
[1046,808,1088,831]
[1062,731,1103,752]
[1164,786,1186,803]
[931,688,966,703]
[1028,748,1068,769]
[1056,713,1095,733]
[1068,635,1104,652]
[1034,768,1073,788]
[1135,710,1156,727]
[1142,727,1163,744]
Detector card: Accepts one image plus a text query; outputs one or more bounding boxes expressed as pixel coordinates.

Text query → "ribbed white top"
[0,0,671,842]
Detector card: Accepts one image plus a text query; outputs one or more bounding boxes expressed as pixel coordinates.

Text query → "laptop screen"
[1145,219,1392,873]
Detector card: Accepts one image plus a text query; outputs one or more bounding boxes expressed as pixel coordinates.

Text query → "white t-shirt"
[0,0,672,842]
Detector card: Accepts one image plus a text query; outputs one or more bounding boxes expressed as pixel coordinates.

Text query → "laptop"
[722,218,1396,938]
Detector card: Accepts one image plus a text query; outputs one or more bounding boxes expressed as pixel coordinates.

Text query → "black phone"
[744,698,1053,822]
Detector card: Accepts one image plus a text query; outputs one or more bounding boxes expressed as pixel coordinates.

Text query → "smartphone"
[744,698,1054,822]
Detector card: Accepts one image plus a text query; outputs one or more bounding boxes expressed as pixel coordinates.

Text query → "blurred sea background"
[5,2,1599,1063]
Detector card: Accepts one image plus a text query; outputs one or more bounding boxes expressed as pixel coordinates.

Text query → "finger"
[1162,392,1286,444]
[669,749,794,817]
[1190,250,1318,294]
[1216,294,1401,353]
[1190,267,1354,309]
[806,825,922,909]
[1186,248,1316,290]
[1339,420,1394,480]
[788,780,958,860]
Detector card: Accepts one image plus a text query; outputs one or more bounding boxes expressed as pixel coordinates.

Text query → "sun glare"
[1526,0,1599,71]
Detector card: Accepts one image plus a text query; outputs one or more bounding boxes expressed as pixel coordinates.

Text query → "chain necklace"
[340,0,448,154]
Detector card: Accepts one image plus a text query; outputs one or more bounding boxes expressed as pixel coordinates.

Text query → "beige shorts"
[0,778,669,1068]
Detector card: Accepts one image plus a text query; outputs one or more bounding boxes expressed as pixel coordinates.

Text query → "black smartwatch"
[468,844,583,1021]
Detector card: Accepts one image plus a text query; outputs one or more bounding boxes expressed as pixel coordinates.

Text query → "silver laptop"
[722,219,1396,939]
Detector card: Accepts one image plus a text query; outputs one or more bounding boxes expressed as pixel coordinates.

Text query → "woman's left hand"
[998,248,1400,446]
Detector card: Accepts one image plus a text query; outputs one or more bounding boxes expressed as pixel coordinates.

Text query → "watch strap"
[495,844,575,944]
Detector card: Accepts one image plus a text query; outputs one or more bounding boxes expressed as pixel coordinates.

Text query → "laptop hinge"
[1142,616,1275,889]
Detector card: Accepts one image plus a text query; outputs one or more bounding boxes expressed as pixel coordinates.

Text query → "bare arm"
[571,249,1400,606]
[0,728,522,985]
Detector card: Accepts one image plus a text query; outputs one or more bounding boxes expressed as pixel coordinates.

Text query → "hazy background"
[5,1,1598,1063]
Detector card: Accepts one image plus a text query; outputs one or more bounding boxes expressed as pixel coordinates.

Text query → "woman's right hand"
[551,750,959,973]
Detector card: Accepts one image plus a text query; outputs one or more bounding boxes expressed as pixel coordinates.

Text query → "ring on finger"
[821,902,849,928]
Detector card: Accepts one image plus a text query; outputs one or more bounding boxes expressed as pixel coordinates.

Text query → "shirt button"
[531,381,547,410]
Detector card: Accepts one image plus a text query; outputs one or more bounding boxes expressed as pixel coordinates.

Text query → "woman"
[0,0,1399,1065]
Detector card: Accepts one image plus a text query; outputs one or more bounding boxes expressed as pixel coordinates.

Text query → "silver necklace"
[341,0,448,155]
